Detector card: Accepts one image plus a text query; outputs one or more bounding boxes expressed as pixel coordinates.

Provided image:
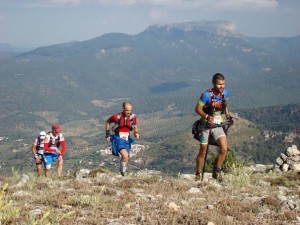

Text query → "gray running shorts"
[199,127,226,144]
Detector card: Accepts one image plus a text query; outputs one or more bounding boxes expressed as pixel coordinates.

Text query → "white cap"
[39,131,46,139]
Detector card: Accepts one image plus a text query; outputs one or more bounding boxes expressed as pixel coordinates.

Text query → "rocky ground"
[0,165,300,225]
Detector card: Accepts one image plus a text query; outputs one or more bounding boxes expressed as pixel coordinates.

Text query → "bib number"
[213,116,222,124]
[119,132,129,141]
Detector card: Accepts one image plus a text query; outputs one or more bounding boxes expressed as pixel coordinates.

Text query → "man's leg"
[45,168,51,177]
[43,155,52,177]
[36,164,42,177]
[196,144,208,178]
[57,157,63,177]
[215,136,228,169]
[119,148,129,176]
[36,155,44,176]
[212,136,228,179]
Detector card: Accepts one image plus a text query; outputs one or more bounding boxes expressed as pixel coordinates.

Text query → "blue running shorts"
[110,135,135,156]
[43,153,59,169]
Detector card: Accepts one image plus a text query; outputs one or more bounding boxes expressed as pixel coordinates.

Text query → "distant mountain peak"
[0,43,32,53]
[145,20,241,37]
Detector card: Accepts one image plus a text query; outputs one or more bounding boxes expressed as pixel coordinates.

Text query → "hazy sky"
[1,0,299,48]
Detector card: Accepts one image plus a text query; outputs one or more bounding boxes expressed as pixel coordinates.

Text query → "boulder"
[280,153,288,161]
[281,163,289,172]
[290,164,300,172]
[285,145,300,157]
[275,157,284,166]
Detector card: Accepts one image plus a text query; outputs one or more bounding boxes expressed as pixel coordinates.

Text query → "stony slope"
[1,166,299,225]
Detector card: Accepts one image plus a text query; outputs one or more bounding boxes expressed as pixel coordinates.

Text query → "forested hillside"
[236,104,300,132]
[236,104,300,164]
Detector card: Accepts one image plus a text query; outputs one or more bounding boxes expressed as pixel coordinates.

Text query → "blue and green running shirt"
[197,88,229,123]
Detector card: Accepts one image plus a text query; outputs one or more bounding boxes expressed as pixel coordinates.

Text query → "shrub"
[0,183,20,224]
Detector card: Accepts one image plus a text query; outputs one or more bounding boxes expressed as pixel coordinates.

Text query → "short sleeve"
[109,114,118,123]
[197,91,210,107]
[224,89,229,101]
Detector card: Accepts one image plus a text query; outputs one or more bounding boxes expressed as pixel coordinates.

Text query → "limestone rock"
[285,145,300,157]
[290,164,300,172]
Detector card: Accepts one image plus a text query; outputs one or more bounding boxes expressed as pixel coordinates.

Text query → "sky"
[1,0,300,48]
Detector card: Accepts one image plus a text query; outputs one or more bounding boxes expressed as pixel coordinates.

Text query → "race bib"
[119,132,129,141]
[214,116,222,124]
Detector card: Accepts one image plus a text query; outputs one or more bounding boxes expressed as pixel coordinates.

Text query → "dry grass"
[0,167,300,225]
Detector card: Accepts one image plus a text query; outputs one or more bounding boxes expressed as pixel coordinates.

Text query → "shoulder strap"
[117,113,121,121]
[208,89,214,104]
[117,113,134,121]
[117,113,124,126]
[207,89,215,115]
[221,92,226,114]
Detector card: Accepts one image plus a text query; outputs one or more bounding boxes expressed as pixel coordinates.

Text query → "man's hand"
[106,136,110,142]
[134,132,140,139]
[226,114,233,121]
[35,156,41,163]
[207,115,214,124]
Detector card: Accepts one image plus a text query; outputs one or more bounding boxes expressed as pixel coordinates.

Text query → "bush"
[0,183,20,224]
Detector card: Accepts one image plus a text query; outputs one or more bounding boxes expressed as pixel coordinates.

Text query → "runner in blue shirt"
[195,73,231,180]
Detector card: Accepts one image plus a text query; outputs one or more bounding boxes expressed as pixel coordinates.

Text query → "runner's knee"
[198,150,207,157]
[119,149,128,159]
[219,147,227,154]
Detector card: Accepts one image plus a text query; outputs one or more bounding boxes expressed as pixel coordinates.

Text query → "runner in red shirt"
[43,124,66,177]
[105,101,140,176]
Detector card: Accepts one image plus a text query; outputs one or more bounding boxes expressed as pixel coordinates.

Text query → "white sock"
[120,161,127,173]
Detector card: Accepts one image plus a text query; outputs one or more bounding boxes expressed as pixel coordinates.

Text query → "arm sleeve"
[60,140,66,156]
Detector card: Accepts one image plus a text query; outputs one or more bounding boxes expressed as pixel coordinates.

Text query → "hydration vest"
[47,132,61,148]
[112,113,135,133]
[36,136,45,151]
[202,89,227,115]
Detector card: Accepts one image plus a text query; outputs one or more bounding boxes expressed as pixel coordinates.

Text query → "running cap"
[39,131,46,139]
[52,124,61,133]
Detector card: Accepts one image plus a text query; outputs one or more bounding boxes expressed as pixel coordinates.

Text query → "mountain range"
[1,21,299,115]
[0,20,299,175]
